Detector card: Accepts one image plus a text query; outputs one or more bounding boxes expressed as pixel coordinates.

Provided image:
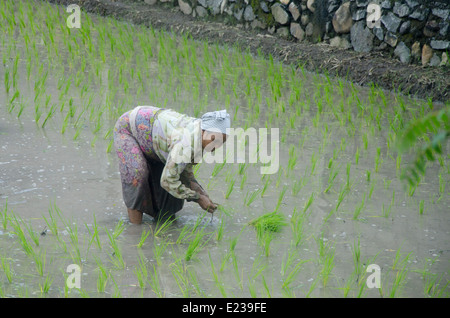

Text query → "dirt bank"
[45,0,449,103]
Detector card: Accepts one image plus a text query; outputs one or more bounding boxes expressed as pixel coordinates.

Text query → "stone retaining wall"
[139,0,449,67]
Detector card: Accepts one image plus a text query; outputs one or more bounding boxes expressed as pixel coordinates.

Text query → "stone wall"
[141,0,450,67]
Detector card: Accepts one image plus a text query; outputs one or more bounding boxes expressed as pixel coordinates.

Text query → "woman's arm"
[180,165,209,198]
[160,143,200,201]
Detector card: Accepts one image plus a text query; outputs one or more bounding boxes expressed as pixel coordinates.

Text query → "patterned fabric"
[113,106,202,218]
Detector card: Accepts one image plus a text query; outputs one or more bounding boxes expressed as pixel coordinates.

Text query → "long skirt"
[113,107,184,221]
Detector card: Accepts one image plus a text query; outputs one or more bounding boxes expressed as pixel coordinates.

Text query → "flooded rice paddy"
[0,0,449,298]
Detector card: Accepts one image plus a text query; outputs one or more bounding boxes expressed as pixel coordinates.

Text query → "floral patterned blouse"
[151,109,203,201]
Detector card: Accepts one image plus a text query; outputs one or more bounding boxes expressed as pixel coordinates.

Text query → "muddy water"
[0,0,449,298]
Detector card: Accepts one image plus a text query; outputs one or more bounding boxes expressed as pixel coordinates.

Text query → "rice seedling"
[240,173,247,190]
[244,188,261,207]
[10,215,34,256]
[335,184,349,213]
[324,166,339,194]
[31,249,47,277]
[290,207,307,247]
[4,68,11,95]
[96,259,109,293]
[419,199,425,215]
[305,276,319,298]
[423,273,449,297]
[355,147,360,165]
[258,231,274,257]
[249,211,287,240]
[42,202,63,239]
[320,246,335,288]
[352,193,366,220]
[133,253,148,292]
[345,162,351,189]
[392,247,412,271]
[1,199,9,230]
[24,221,40,247]
[287,145,298,172]
[382,190,395,218]
[224,178,235,199]
[274,186,287,213]
[388,266,409,298]
[310,152,319,176]
[352,237,363,277]
[356,273,368,298]
[8,90,19,113]
[109,274,122,298]
[153,237,169,267]
[209,252,227,297]
[280,250,308,291]
[85,214,102,250]
[292,177,308,196]
[220,235,239,272]
[147,263,164,297]
[302,192,316,215]
[187,266,206,297]
[175,223,195,245]
[41,102,56,128]
[0,254,14,284]
[342,271,356,298]
[105,227,125,269]
[260,175,271,197]
[216,218,225,242]
[438,173,446,196]
[39,274,53,296]
[170,258,190,297]
[211,161,226,178]
[137,228,151,248]
[374,147,382,173]
[153,215,176,238]
[231,249,244,290]
[113,219,126,238]
[362,132,369,151]
[185,227,210,261]
[63,220,82,265]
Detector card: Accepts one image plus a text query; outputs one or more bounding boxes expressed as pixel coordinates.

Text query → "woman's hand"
[196,194,217,213]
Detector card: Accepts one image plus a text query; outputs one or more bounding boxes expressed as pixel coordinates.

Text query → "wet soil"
[45,0,450,103]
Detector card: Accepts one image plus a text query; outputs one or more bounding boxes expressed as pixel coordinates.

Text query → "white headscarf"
[200,109,230,135]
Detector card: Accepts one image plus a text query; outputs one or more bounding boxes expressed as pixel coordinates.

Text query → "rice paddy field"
[0,0,449,298]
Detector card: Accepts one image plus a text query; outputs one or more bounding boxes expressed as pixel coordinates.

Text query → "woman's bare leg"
[128,208,143,224]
